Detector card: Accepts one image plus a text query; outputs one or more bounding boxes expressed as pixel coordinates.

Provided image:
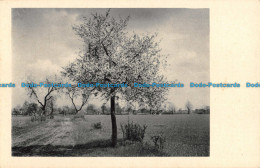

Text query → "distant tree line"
[12,100,210,116]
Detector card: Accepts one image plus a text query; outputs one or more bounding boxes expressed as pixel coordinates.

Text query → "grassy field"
[12,114,209,156]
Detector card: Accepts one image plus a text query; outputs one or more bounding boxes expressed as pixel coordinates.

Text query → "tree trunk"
[74,110,79,115]
[110,95,117,147]
[41,106,46,115]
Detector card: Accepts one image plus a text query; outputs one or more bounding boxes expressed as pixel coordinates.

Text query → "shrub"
[49,115,54,119]
[40,115,46,121]
[72,114,85,120]
[92,122,102,129]
[151,134,166,150]
[31,115,36,122]
[120,120,147,142]
[30,114,46,122]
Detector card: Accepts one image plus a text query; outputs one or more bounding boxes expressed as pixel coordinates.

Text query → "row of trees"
[12,101,97,116]
[12,100,54,117]
[13,99,209,116]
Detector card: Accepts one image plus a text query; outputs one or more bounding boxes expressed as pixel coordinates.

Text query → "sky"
[12,8,209,109]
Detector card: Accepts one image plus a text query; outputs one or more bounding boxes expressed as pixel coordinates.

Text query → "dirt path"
[12,117,75,147]
[47,117,75,146]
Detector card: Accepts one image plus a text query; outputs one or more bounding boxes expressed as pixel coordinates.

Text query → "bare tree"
[47,97,56,119]
[63,86,93,114]
[185,101,193,114]
[26,76,58,116]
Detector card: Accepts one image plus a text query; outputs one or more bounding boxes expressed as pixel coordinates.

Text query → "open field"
[12,114,209,156]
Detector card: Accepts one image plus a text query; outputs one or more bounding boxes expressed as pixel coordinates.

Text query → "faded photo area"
[12,8,209,156]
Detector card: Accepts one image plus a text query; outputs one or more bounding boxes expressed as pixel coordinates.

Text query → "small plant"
[31,115,36,122]
[120,120,147,142]
[49,115,54,119]
[151,134,166,150]
[92,122,102,129]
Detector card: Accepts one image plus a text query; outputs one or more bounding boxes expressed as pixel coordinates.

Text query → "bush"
[30,115,46,122]
[72,114,85,120]
[31,115,36,122]
[92,122,102,129]
[120,121,147,142]
[49,115,54,119]
[40,115,46,121]
[151,134,166,150]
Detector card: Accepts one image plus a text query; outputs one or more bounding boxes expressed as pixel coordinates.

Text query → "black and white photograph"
[11,8,210,157]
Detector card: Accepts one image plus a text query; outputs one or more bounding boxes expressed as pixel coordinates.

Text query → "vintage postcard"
[0,1,259,168]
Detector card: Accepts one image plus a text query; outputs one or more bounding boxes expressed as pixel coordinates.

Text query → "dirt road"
[12,117,75,147]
